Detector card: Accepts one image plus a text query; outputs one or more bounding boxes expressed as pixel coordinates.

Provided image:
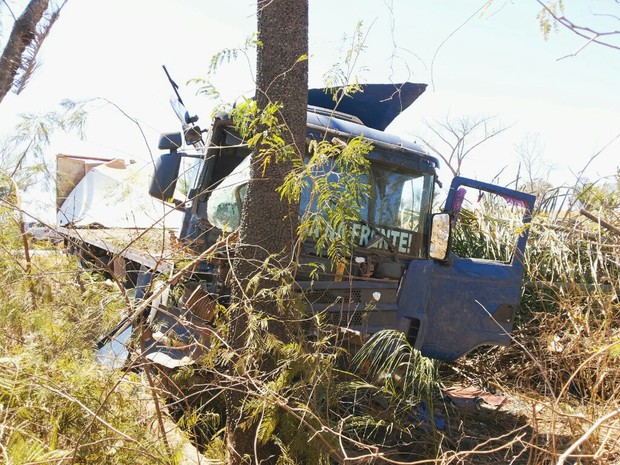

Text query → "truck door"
[397,176,536,361]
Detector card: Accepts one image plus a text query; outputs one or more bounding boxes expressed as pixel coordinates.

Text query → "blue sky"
[1,0,619,220]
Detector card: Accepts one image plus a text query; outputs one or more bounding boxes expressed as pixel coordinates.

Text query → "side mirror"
[158,132,182,151]
[429,212,451,260]
[149,152,182,201]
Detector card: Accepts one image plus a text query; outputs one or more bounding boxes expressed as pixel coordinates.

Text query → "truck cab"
[146,82,535,363]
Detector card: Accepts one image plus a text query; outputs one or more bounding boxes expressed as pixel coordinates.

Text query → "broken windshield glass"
[206,155,250,231]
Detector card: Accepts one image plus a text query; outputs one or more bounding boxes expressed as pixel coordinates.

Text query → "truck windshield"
[299,160,432,257]
[206,154,433,257]
[371,164,428,232]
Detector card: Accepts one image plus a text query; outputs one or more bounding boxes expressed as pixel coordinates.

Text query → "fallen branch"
[580,209,620,237]
[557,408,620,465]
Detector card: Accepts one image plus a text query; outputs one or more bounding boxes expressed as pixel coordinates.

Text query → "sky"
[1,0,619,221]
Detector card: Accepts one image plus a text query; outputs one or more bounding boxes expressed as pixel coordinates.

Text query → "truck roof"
[306,110,440,169]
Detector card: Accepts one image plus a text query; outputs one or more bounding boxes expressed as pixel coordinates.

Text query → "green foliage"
[189,33,260,115]
[451,192,530,263]
[215,260,442,461]
[195,45,442,459]
[538,1,565,40]
[576,178,620,212]
[231,98,297,172]
[280,136,372,269]
[209,33,261,75]
[229,96,373,273]
[219,275,342,462]
[352,330,439,408]
[1,100,89,194]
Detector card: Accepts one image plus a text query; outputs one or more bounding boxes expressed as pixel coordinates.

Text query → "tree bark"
[0,0,49,104]
[226,0,308,463]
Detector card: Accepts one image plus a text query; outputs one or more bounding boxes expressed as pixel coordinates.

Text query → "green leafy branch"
[279,136,372,269]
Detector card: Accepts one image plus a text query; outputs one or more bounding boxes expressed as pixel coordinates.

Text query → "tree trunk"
[0,0,49,104]
[226,0,308,463]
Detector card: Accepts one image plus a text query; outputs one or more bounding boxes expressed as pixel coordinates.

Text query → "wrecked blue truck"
[58,79,535,367]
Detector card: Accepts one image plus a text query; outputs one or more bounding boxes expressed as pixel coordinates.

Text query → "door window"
[450,186,531,263]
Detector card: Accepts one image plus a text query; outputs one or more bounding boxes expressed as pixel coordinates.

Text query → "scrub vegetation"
[0,218,175,464]
[445,175,620,464]
[2,116,619,464]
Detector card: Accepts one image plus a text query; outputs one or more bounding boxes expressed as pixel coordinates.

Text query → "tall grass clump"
[0,204,179,464]
[515,194,619,400]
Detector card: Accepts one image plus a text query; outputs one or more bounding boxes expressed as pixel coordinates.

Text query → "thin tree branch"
[536,0,620,57]
[557,408,620,465]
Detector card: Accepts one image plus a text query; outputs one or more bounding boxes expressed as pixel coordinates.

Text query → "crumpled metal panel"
[308,82,427,131]
[398,257,523,361]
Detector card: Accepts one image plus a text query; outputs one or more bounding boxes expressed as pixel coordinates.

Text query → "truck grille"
[304,289,362,305]
[326,311,364,327]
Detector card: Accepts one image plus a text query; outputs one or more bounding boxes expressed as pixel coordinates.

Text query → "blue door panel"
[398,258,523,361]
[397,176,535,362]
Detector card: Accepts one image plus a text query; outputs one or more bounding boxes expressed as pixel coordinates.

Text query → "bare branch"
[1,0,17,20]
[430,1,493,91]
[557,408,620,465]
[536,0,620,57]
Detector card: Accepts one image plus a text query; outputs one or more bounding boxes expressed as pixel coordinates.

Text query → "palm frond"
[352,330,439,403]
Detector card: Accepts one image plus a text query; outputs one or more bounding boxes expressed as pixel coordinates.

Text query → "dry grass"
[0,222,184,464]
[444,192,620,464]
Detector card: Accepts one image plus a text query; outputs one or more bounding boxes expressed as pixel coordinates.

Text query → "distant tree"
[0,0,68,104]
[514,134,553,193]
[417,115,509,178]
[226,0,308,463]
[576,180,620,212]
